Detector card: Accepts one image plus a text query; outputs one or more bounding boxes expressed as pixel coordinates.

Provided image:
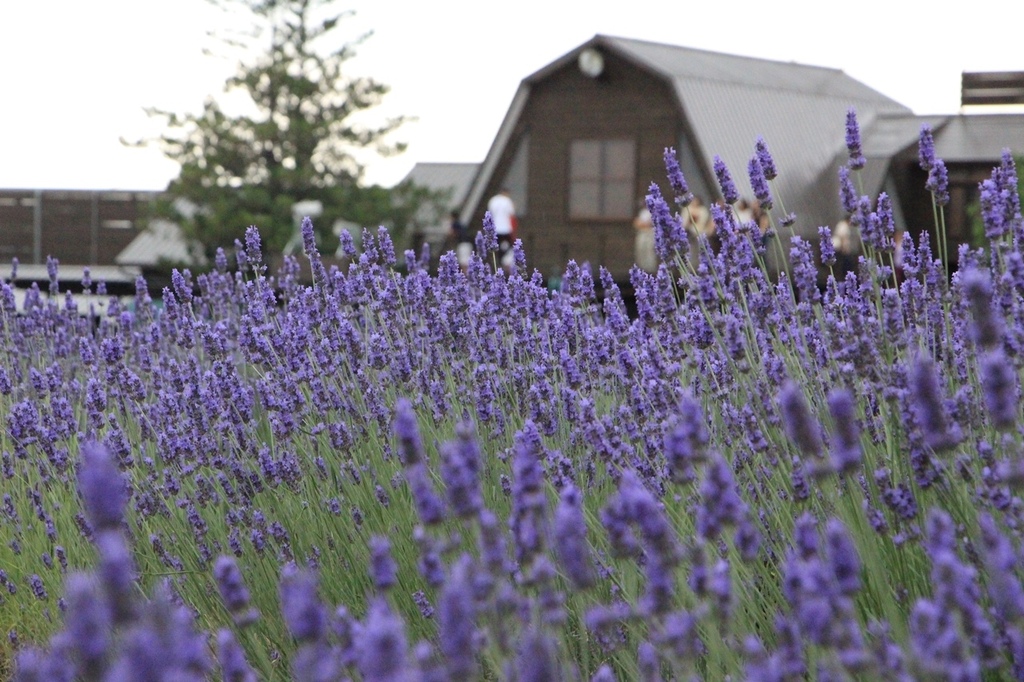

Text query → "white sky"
[2,0,1022,191]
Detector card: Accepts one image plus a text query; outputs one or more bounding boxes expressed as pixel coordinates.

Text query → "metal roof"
[465,34,915,239]
[932,114,1024,161]
[400,162,480,208]
[115,219,206,268]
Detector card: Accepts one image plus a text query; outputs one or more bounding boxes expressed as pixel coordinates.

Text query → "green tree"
[137,0,421,260]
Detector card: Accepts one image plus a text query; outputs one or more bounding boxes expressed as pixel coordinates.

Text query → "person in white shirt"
[487,187,517,269]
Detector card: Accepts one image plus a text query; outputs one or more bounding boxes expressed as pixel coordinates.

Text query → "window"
[569,139,635,219]
[102,220,133,230]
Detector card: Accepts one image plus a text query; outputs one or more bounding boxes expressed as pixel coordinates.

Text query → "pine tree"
[140,0,425,260]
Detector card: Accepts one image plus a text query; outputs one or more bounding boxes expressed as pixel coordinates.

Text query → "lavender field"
[3,114,1024,681]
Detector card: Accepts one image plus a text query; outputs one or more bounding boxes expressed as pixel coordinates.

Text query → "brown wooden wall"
[890,159,996,272]
[0,190,158,266]
[471,51,683,282]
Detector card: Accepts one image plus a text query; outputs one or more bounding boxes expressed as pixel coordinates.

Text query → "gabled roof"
[400,162,479,208]
[464,34,914,234]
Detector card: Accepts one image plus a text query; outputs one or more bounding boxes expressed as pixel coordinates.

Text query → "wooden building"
[461,35,1024,280]
[0,189,160,268]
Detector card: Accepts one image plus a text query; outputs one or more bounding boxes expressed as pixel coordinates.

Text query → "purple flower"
[663,147,694,206]
[394,399,425,466]
[960,268,1002,349]
[638,641,661,682]
[779,381,824,461]
[908,354,961,452]
[876,192,895,245]
[77,442,125,532]
[481,212,498,253]
[217,629,258,682]
[279,565,327,643]
[412,590,434,619]
[710,559,733,623]
[664,393,709,483]
[825,518,861,596]
[553,484,595,589]
[438,554,477,679]
[926,159,950,206]
[980,350,1018,431]
[63,573,111,678]
[28,574,46,600]
[838,166,858,216]
[358,599,409,682]
[440,422,482,519]
[515,628,559,682]
[696,454,745,541]
[244,226,263,265]
[748,156,773,210]
[714,156,739,204]
[369,536,398,592]
[46,255,59,294]
[909,598,980,680]
[827,389,862,476]
[407,464,446,526]
[94,532,137,626]
[979,151,1022,240]
[214,557,253,618]
[659,610,704,661]
[645,183,687,262]
[845,108,865,169]
[818,225,836,267]
[509,421,550,567]
[978,513,1024,622]
[918,124,936,171]
[755,136,778,180]
[477,510,511,580]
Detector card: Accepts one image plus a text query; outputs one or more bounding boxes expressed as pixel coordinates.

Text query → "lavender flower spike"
[214,556,257,624]
[77,441,126,532]
[663,147,694,206]
[845,108,865,169]
[369,536,398,592]
[838,166,858,216]
[645,183,687,262]
[279,564,327,643]
[748,156,774,210]
[980,350,1018,431]
[908,354,961,452]
[394,398,425,466]
[714,156,739,204]
[755,136,778,180]
[553,484,596,589]
[358,598,410,682]
[438,554,477,679]
[918,124,936,171]
[925,159,950,206]
[826,389,862,476]
[217,629,258,682]
[779,381,824,461]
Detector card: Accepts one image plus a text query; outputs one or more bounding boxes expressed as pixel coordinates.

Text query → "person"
[633,202,657,273]
[448,209,473,271]
[832,219,857,280]
[487,187,516,270]
[736,198,754,225]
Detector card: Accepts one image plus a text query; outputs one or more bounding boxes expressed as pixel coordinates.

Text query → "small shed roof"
[401,162,480,209]
[115,219,206,268]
